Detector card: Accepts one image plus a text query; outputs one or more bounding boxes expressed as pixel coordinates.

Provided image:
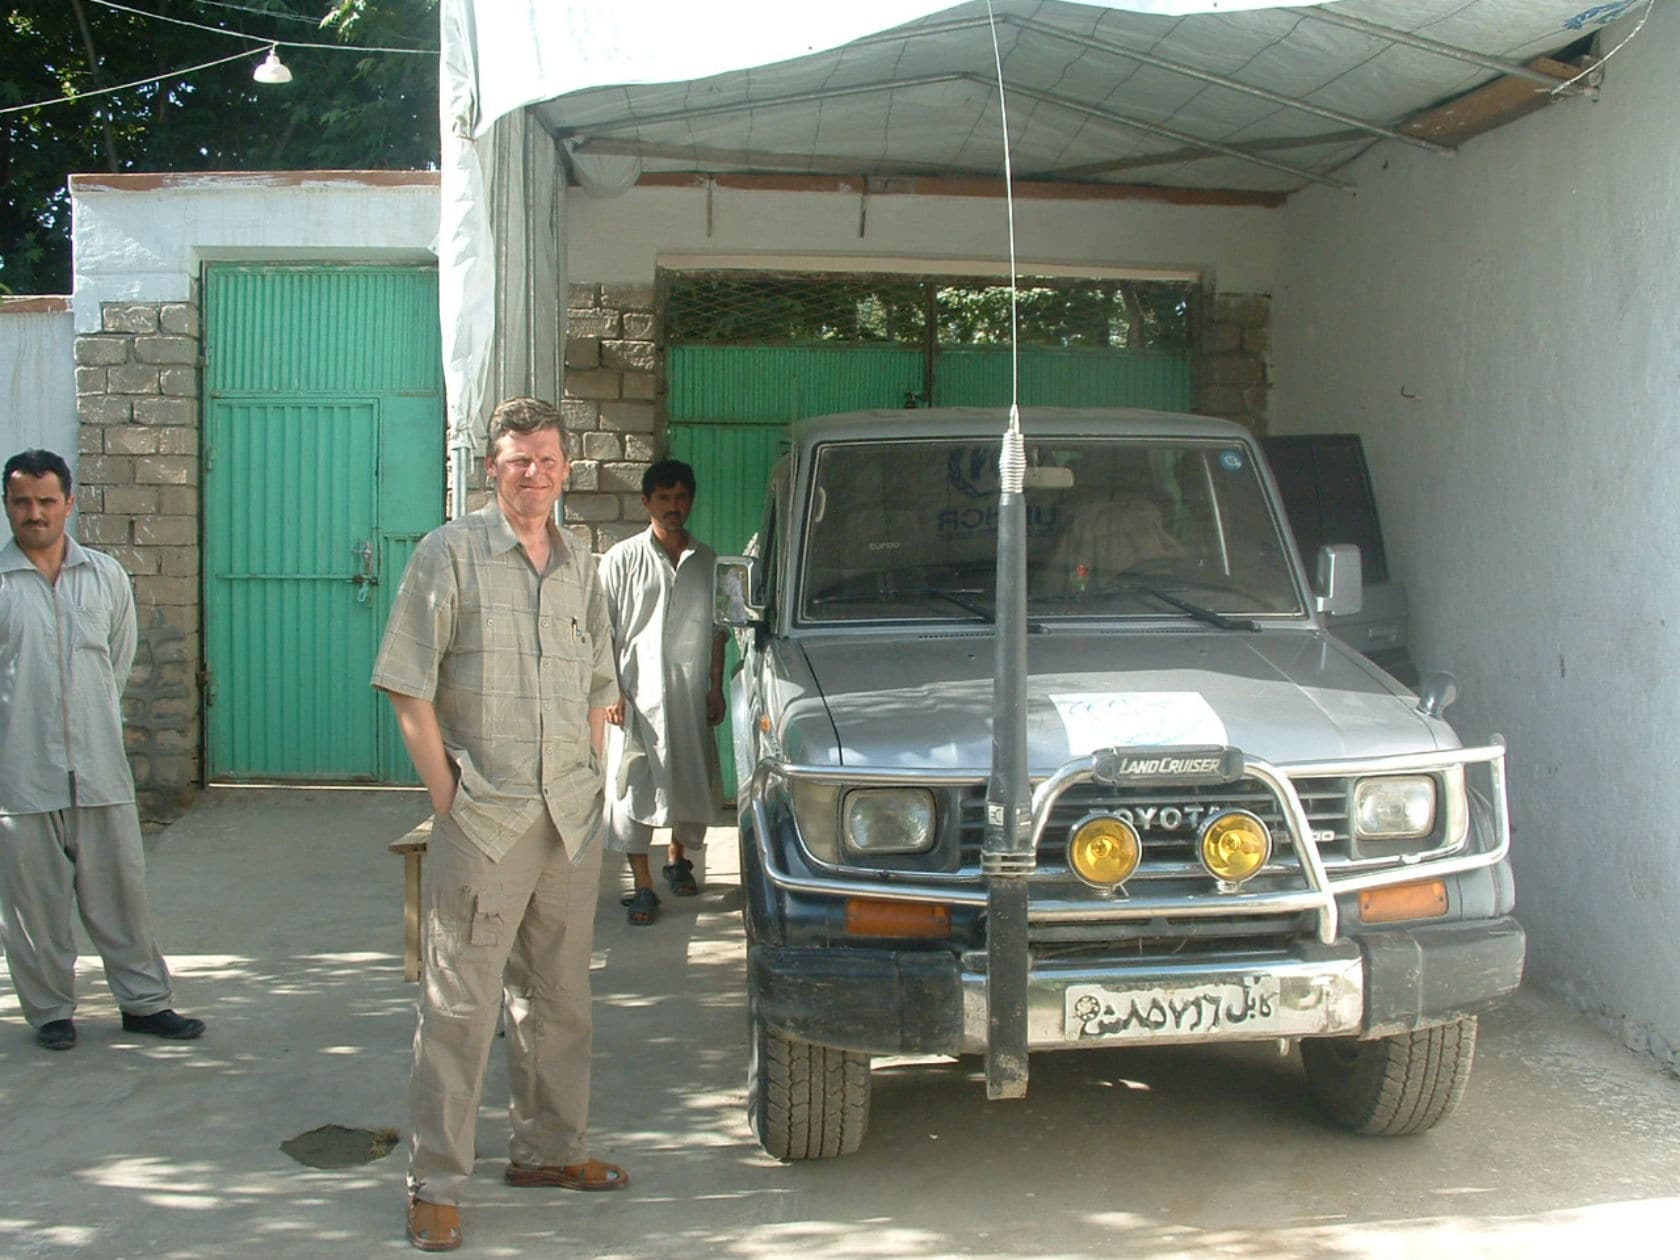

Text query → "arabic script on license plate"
[1065,976,1282,1041]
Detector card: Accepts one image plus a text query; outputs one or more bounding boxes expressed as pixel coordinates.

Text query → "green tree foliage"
[1,0,439,293]
[935,281,1191,349]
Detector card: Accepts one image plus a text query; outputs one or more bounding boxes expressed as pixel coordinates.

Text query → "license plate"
[1065,975,1282,1041]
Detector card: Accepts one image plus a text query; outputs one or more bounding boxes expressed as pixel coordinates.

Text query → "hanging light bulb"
[253,46,293,85]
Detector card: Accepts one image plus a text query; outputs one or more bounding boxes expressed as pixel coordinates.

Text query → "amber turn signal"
[844,898,951,938]
[1360,880,1448,923]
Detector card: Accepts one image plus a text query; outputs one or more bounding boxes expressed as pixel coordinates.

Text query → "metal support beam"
[561,68,1350,189]
[860,13,1455,156]
[551,73,970,138]
[1053,128,1371,180]
[1304,8,1595,97]
[996,77,1352,191]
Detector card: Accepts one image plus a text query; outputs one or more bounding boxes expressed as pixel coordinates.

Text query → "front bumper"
[750,915,1526,1056]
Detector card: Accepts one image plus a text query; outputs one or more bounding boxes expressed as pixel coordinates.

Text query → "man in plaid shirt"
[373,398,628,1252]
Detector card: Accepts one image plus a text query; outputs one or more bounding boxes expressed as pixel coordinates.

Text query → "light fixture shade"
[253,48,292,85]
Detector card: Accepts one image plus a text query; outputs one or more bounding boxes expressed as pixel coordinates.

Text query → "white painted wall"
[0,300,77,473]
[566,181,1280,291]
[1272,9,1680,1064]
[70,173,441,333]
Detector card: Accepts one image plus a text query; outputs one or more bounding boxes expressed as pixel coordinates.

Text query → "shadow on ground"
[0,788,1675,1258]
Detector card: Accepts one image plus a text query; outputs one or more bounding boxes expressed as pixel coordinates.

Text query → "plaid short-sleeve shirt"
[371,501,618,860]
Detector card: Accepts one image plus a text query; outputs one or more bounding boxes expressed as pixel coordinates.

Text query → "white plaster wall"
[0,303,78,472]
[70,173,440,333]
[567,182,1280,290]
[1272,8,1680,1062]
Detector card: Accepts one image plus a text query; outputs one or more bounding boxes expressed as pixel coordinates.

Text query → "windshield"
[798,437,1303,624]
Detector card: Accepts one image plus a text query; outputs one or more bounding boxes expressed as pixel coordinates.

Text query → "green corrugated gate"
[666,340,1191,789]
[933,345,1192,410]
[203,265,443,783]
[667,341,1193,550]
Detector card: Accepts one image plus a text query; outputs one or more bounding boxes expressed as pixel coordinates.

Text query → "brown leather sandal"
[407,1197,462,1252]
[504,1158,630,1191]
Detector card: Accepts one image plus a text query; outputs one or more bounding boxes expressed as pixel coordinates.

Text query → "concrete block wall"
[1194,292,1270,433]
[560,282,661,549]
[73,299,202,822]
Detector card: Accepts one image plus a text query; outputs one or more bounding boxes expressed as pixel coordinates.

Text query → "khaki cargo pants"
[408,808,604,1206]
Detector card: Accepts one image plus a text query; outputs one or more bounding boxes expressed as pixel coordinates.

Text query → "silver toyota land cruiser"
[716,407,1523,1159]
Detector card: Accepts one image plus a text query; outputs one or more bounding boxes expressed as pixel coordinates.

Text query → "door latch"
[351,539,379,604]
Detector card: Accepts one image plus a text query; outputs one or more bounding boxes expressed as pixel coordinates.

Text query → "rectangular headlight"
[1353,775,1436,841]
[843,788,936,855]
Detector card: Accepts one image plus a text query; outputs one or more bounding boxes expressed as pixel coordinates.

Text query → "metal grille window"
[665,273,1193,350]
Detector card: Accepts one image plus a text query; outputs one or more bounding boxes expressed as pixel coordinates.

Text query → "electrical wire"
[89,0,435,54]
[1548,0,1654,95]
[0,46,263,115]
[1,0,438,117]
[191,0,330,24]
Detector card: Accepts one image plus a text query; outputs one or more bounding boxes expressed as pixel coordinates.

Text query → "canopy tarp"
[438,0,1624,471]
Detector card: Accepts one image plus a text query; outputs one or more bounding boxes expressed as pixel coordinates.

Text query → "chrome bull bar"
[747,738,1511,931]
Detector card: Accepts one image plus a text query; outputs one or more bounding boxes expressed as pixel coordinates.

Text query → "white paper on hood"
[1051,692,1228,755]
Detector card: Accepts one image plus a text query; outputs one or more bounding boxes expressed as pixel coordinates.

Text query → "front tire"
[747,994,871,1160]
[1301,1016,1478,1135]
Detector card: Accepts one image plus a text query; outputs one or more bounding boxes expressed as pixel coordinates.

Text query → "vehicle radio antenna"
[982,0,1033,1104]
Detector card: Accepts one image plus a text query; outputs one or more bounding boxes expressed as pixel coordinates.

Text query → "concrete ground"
[1,787,1676,1260]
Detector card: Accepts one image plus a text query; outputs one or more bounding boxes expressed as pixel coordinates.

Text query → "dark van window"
[1261,434,1389,585]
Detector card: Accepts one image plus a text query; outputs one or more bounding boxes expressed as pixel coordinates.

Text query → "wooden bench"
[388,818,432,982]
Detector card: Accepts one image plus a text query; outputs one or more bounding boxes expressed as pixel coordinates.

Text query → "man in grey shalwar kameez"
[0,448,206,1052]
[600,460,725,925]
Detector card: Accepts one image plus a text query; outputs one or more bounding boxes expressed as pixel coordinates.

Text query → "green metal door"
[203,265,442,782]
[933,345,1192,409]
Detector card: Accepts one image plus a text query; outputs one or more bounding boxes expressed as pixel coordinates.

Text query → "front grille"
[957,774,1352,889]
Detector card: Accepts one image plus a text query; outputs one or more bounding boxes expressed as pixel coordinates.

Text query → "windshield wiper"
[924,586,994,622]
[809,585,993,622]
[1119,582,1261,632]
[807,585,1045,631]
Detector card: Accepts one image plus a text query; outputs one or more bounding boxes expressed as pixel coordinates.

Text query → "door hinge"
[197,664,215,707]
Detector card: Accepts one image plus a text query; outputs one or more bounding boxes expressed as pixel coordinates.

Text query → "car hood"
[791,629,1449,773]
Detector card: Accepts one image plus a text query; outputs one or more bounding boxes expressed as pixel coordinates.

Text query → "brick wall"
[1193,292,1271,434]
[74,300,201,822]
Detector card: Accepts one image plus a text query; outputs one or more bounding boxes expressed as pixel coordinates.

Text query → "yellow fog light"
[1068,816,1142,890]
[1200,810,1272,885]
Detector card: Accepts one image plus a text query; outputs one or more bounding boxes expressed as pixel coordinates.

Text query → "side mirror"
[1416,671,1459,718]
[1314,543,1363,617]
[714,555,764,629]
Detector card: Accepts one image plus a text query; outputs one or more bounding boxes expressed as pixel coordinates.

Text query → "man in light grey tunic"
[0,449,205,1052]
[600,460,725,924]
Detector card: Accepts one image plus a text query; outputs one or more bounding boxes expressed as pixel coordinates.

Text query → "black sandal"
[620,886,660,925]
[662,858,699,897]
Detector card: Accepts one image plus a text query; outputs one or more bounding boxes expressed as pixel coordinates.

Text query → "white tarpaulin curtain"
[436,0,1333,490]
